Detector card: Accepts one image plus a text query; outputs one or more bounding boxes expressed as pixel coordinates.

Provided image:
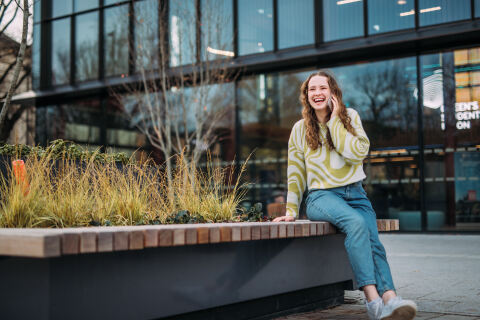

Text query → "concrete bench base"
[0,235,354,320]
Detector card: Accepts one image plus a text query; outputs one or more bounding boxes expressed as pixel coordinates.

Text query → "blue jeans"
[305,181,395,296]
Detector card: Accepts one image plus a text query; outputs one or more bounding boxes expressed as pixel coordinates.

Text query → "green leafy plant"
[0,140,130,164]
[234,203,270,222]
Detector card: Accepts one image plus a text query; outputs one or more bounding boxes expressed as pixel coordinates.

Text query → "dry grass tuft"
[0,148,248,228]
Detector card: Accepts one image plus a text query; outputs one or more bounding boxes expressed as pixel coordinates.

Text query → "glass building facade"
[27,0,480,232]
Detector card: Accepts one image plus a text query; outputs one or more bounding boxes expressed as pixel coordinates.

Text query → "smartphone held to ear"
[327,97,333,111]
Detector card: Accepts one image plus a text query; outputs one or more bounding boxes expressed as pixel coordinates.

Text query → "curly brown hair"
[300,70,357,150]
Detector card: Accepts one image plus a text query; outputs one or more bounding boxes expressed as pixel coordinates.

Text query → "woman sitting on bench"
[273,70,417,320]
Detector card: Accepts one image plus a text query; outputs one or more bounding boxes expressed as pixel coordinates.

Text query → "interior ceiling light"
[400,9,414,16]
[206,47,234,57]
[397,0,407,4]
[337,0,362,5]
[420,6,441,13]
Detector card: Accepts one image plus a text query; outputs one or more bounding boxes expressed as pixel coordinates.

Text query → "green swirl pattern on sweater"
[286,108,370,218]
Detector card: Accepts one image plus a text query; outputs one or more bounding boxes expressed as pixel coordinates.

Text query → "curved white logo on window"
[414,70,479,130]
[420,70,444,109]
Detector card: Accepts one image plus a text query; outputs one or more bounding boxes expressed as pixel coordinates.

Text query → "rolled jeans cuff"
[357,280,376,288]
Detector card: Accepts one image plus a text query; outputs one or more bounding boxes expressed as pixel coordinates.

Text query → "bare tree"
[112,0,237,186]
[0,0,32,143]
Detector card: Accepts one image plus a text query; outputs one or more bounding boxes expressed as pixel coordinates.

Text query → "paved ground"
[274,234,480,319]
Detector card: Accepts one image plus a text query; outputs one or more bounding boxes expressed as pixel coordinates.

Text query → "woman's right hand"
[273,215,295,222]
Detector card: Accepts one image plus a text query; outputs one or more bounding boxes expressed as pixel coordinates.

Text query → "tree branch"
[0,0,29,142]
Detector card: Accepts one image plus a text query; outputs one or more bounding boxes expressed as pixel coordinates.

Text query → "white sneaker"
[380,296,417,320]
[366,297,384,320]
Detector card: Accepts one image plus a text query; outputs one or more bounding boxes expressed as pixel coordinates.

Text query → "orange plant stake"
[12,160,29,196]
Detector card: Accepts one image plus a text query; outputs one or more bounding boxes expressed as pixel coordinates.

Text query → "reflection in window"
[107,129,145,147]
[237,73,288,206]
[104,0,123,5]
[238,0,273,55]
[323,0,363,42]
[134,0,159,70]
[419,0,470,27]
[169,0,196,66]
[421,48,480,231]
[201,0,234,61]
[105,4,129,76]
[52,0,72,18]
[74,0,98,12]
[167,83,235,133]
[32,24,40,89]
[65,123,100,142]
[368,0,414,35]
[278,0,314,49]
[476,0,480,17]
[51,18,70,85]
[332,57,418,149]
[277,70,312,128]
[34,0,41,23]
[76,12,99,82]
[35,101,102,145]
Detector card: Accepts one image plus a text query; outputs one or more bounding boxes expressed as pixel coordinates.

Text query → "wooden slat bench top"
[0,219,398,258]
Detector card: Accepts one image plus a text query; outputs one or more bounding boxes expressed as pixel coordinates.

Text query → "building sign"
[455,101,480,130]
[416,70,479,131]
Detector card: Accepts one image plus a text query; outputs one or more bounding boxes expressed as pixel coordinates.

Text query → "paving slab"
[273,234,480,319]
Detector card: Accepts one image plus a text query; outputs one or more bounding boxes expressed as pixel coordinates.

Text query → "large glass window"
[201,0,234,61]
[323,0,364,42]
[134,0,159,70]
[238,74,282,208]
[476,0,480,17]
[51,18,70,85]
[104,4,129,77]
[52,0,72,18]
[333,58,418,149]
[419,0,471,27]
[421,48,480,231]
[74,0,98,12]
[169,0,196,66]
[330,58,420,228]
[32,24,41,89]
[238,0,273,55]
[368,0,415,35]
[278,0,314,49]
[76,12,99,82]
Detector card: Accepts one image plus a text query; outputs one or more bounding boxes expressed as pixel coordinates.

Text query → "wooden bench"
[0,220,398,258]
[0,220,398,320]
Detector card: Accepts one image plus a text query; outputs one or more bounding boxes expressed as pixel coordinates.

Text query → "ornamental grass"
[0,144,249,228]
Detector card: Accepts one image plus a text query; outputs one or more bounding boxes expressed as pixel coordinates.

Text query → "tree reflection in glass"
[76,12,99,82]
[169,0,196,66]
[134,0,159,70]
[51,18,70,85]
[105,4,129,77]
[333,58,418,149]
[201,0,234,61]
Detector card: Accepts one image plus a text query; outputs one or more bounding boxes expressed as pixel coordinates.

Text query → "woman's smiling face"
[307,75,331,111]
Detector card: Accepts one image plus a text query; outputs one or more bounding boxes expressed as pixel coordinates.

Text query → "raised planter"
[0,220,398,320]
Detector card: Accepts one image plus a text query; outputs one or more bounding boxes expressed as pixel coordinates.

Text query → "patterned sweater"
[286,108,370,218]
